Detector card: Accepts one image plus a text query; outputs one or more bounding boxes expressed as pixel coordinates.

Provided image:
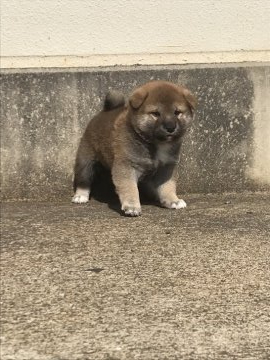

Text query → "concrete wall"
[1,64,270,201]
[2,0,270,57]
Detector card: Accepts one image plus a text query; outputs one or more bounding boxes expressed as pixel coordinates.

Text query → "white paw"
[121,204,142,217]
[162,199,187,209]
[72,194,89,203]
[171,199,187,209]
[72,188,90,204]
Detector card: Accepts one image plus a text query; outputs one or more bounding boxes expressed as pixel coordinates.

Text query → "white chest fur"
[155,143,179,165]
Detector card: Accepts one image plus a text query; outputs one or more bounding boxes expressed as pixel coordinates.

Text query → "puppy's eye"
[150,111,160,118]
[174,110,182,116]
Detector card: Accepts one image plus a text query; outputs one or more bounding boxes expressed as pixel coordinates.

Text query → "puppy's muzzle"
[161,120,177,134]
[155,118,181,141]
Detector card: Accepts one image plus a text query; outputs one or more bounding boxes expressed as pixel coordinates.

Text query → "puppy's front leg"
[112,162,141,216]
[153,165,187,209]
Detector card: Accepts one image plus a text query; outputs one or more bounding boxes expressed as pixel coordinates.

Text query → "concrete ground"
[1,192,270,360]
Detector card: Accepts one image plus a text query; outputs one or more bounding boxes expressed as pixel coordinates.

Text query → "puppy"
[72,81,196,216]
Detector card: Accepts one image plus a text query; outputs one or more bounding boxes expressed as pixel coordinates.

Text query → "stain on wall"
[248,67,270,185]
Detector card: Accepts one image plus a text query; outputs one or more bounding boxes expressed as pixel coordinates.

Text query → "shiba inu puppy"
[72,81,196,216]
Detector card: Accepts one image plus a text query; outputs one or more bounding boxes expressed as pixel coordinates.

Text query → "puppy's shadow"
[91,165,121,215]
[91,164,157,215]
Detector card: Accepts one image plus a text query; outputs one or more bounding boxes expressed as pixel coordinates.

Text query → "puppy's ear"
[183,88,197,111]
[129,88,148,109]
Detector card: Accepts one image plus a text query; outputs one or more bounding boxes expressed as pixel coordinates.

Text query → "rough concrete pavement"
[1,193,270,359]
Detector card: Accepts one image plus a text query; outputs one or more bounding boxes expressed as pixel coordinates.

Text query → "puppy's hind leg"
[72,147,96,204]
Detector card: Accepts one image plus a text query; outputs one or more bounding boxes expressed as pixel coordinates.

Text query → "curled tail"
[103,90,125,111]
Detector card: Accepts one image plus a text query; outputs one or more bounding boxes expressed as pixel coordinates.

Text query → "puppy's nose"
[162,121,176,133]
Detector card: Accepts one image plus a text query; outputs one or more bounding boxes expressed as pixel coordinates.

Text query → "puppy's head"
[128,81,196,142]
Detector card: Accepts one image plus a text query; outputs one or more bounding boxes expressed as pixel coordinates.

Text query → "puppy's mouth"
[155,134,175,143]
[165,135,174,141]
[161,134,174,142]
[155,129,180,142]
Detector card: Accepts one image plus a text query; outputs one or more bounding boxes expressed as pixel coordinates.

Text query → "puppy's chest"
[152,143,179,167]
[134,142,180,174]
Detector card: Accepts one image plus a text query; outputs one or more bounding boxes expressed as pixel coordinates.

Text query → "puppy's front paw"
[72,194,89,204]
[162,199,187,209]
[72,188,90,204]
[121,204,142,217]
[171,199,187,209]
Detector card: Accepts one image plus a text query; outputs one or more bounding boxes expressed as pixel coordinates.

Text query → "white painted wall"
[1,0,270,57]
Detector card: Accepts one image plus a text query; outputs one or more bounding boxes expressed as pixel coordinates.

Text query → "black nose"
[162,121,176,133]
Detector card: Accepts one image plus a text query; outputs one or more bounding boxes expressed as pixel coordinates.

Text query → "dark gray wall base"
[1,64,270,200]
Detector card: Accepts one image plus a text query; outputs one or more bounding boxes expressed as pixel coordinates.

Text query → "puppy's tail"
[103,90,125,111]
